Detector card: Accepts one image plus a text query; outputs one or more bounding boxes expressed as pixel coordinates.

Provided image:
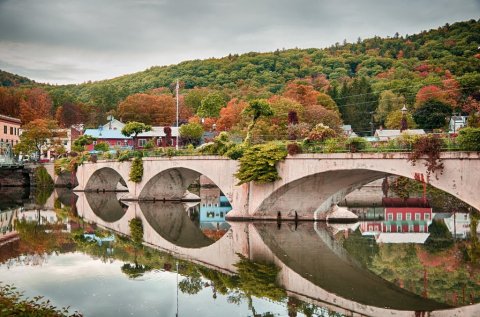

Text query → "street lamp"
[400,105,408,132]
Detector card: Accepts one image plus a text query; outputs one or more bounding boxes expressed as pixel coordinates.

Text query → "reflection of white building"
[444,213,480,239]
[19,209,71,232]
[0,208,19,236]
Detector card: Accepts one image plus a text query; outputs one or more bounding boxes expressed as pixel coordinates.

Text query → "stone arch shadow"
[55,170,78,188]
[84,167,128,192]
[85,192,128,223]
[253,167,464,220]
[138,167,232,204]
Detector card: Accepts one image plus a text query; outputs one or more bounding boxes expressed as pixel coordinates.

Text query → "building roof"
[374,129,426,138]
[83,128,131,139]
[376,232,430,244]
[0,114,21,124]
[137,126,180,138]
[382,197,430,208]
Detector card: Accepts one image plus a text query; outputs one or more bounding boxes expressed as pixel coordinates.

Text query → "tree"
[184,88,210,113]
[413,100,452,130]
[0,87,22,117]
[197,92,226,118]
[94,142,110,152]
[118,93,176,125]
[384,110,416,129]
[72,135,96,152]
[282,82,320,107]
[414,85,451,109]
[316,92,339,113]
[121,122,152,149]
[216,98,248,131]
[242,99,274,145]
[375,90,405,125]
[55,102,86,127]
[19,88,53,124]
[179,122,204,146]
[303,105,343,134]
[15,119,57,159]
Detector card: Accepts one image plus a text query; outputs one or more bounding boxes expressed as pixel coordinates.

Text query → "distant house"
[448,116,467,134]
[342,125,358,138]
[83,116,180,150]
[374,129,426,142]
[135,127,180,149]
[0,114,21,149]
[83,127,133,151]
[444,212,480,239]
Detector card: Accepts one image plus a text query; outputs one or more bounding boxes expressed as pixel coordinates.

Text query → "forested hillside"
[1,19,479,136]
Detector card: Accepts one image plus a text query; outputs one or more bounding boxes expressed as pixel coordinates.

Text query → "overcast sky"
[0,0,479,85]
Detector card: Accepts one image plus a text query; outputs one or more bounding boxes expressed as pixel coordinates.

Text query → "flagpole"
[176,79,179,150]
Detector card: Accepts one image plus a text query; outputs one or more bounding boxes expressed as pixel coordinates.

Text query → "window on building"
[116,141,121,146]
[3,126,6,134]
[397,225,402,232]
[396,213,402,221]
[92,141,97,145]
[415,213,421,220]
[386,225,391,232]
[138,139,147,147]
[406,213,411,220]
[408,224,414,232]
[419,225,425,232]
[368,225,373,231]
[10,127,13,135]
[387,213,393,221]
[424,213,430,220]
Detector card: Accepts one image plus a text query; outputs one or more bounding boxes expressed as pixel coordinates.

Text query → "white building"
[374,129,426,142]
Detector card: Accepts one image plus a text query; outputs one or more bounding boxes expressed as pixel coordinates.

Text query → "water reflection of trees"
[343,220,480,306]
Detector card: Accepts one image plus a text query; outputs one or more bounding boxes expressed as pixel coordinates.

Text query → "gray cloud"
[0,0,479,84]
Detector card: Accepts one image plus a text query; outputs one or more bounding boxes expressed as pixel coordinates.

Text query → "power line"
[336,84,480,110]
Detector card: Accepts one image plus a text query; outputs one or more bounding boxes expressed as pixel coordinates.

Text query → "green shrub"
[235,142,287,184]
[345,137,368,153]
[35,166,54,188]
[94,142,110,152]
[129,217,144,247]
[129,157,143,183]
[323,137,345,153]
[118,151,131,162]
[457,127,480,151]
[225,143,246,160]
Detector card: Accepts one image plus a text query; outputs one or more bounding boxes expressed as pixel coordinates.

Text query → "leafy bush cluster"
[0,283,82,317]
[129,157,143,183]
[408,134,445,179]
[235,142,287,185]
[457,127,480,151]
[129,217,144,247]
[35,166,54,188]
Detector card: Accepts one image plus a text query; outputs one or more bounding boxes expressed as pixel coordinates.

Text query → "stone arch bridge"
[74,152,480,220]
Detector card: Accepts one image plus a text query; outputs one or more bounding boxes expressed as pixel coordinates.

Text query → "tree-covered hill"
[1,19,479,134]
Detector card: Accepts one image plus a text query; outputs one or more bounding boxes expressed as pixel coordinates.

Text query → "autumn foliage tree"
[118,93,176,125]
[0,87,22,117]
[282,82,320,107]
[55,102,86,127]
[216,98,248,131]
[19,88,53,124]
[15,119,57,159]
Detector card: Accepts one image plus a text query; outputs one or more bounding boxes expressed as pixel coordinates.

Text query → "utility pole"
[176,79,179,150]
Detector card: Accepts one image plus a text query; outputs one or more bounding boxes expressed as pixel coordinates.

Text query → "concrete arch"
[228,152,480,220]
[84,167,128,192]
[139,201,215,248]
[138,167,201,200]
[85,192,128,223]
[255,169,385,220]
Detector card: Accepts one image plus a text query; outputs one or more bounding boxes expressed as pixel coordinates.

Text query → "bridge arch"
[255,169,386,219]
[84,167,128,192]
[139,167,203,200]
[238,152,480,220]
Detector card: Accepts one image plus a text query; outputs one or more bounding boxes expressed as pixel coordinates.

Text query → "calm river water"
[0,182,479,317]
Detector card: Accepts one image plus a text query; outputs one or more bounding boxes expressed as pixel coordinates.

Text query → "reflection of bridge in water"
[75,192,480,317]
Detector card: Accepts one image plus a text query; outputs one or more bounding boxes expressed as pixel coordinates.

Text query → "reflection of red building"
[360,198,433,243]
